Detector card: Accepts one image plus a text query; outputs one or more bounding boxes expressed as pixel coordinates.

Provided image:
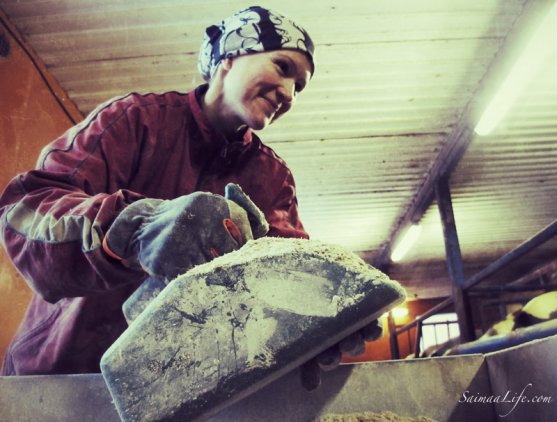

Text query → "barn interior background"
[1,0,557,359]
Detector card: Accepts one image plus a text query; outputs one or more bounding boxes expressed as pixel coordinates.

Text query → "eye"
[275,59,289,74]
[274,57,305,94]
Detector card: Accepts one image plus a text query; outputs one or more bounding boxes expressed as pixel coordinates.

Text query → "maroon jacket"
[0,86,308,375]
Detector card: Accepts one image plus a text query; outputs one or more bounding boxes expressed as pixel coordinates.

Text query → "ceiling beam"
[374,0,555,271]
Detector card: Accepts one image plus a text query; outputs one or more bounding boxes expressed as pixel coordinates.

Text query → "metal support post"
[388,311,400,359]
[414,320,423,358]
[435,177,475,342]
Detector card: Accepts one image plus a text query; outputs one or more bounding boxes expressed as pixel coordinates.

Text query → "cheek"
[223,82,250,112]
[230,80,258,105]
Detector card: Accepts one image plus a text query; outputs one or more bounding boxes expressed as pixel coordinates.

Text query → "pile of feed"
[316,410,437,422]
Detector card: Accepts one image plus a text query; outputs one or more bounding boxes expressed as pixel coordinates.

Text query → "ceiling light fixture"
[390,224,422,262]
[474,2,557,136]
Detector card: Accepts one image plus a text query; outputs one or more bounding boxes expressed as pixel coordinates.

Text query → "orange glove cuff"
[102,236,125,261]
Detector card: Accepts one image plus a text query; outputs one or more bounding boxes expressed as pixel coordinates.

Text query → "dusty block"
[101,238,406,422]
[122,276,166,324]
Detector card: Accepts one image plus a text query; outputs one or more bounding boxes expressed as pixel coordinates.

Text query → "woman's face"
[219,50,312,132]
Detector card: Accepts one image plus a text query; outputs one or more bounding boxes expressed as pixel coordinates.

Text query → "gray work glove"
[103,183,268,282]
[300,319,383,391]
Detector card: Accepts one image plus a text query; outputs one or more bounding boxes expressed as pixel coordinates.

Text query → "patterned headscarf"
[198,5,315,81]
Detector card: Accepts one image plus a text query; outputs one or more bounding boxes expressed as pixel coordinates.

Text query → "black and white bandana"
[197,5,315,81]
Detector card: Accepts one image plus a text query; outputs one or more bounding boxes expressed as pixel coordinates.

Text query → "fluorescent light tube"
[474,2,557,136]
[391,224,422,262]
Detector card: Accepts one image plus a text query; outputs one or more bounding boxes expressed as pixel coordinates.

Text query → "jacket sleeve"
[0,96,149,303]
[265,169,309,240]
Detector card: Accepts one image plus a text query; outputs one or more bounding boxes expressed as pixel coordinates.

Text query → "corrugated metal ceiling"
[2,0,557,299]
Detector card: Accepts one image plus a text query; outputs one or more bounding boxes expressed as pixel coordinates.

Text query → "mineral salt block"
[101,237,407,422]
[123,276,166,324]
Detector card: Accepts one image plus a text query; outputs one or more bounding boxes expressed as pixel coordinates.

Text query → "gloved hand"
[103,183,268,282]
[300,319,383,391]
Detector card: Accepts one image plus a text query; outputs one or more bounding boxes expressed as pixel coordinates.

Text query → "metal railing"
[389,217,557,359]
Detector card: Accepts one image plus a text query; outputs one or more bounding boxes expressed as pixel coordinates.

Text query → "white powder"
[244,269,336,317]
[186,237,403,308]
[187,237,375,279]
[244,306,277,364]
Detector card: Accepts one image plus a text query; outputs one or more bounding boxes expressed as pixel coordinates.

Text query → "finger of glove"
[360,319,383,342]
[300,358,321,392]
[338,331,366,357]
[315,344,342,371]
[225,183,269,238]
[137,193,240,280]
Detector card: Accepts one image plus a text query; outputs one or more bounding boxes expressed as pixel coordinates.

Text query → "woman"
[0,6,377,389]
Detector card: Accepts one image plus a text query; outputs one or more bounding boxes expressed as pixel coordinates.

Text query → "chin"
[246,116,272,131]
[250,122,267,131]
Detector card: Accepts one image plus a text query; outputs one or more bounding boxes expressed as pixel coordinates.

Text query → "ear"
[208,59,232,85]
[221,58,234,72]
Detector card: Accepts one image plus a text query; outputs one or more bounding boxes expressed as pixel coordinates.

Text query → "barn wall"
[0,9,82,363]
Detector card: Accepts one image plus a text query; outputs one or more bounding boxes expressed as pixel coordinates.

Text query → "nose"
[277,79,296,104]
